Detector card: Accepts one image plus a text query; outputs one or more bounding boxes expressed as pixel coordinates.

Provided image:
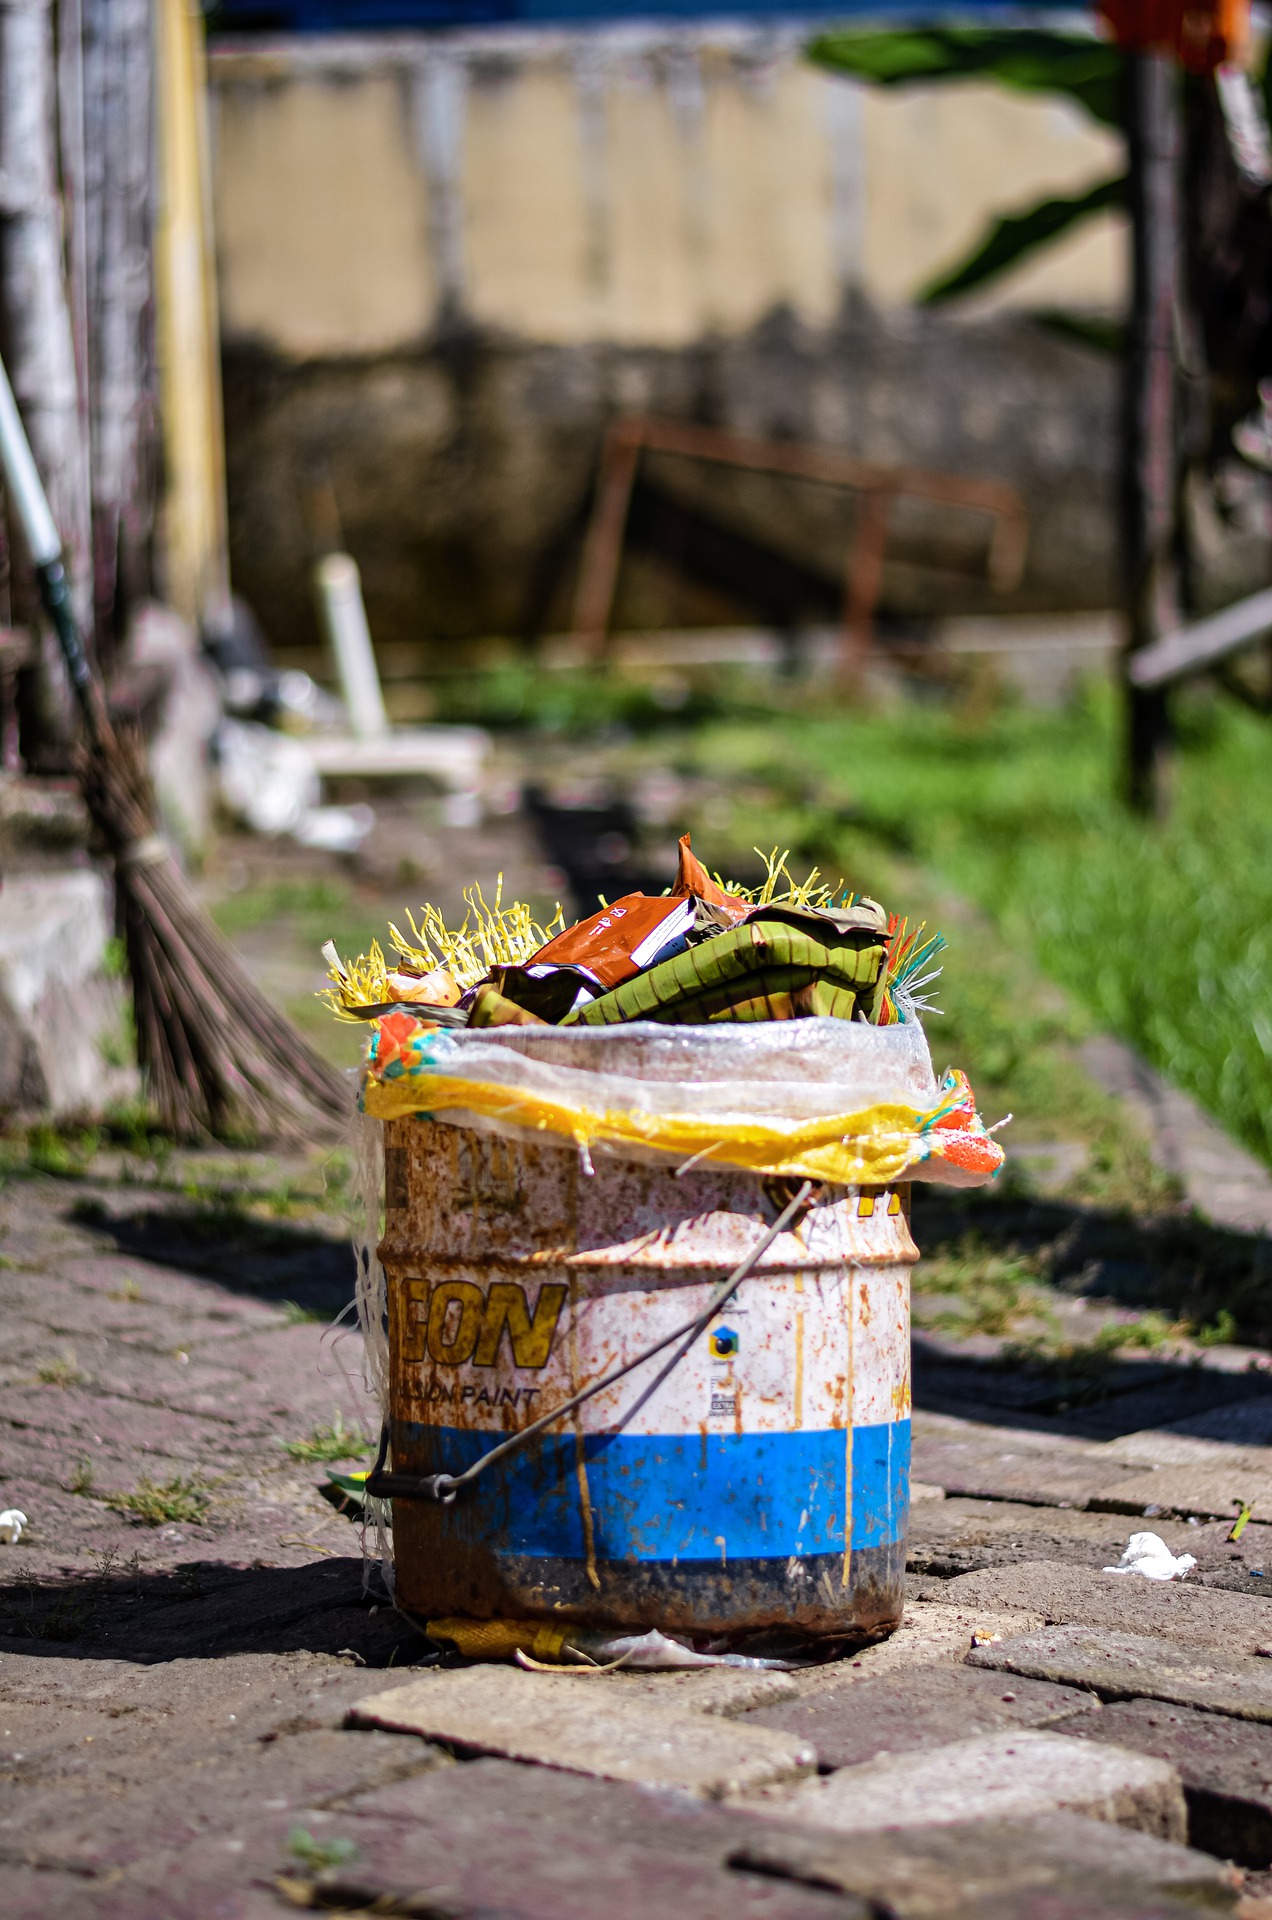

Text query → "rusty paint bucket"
[378,1028,922,1638]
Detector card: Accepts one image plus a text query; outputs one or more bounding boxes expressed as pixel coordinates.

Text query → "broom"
[0,351,349,1141]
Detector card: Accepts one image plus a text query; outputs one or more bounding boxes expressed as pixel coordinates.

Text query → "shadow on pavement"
[68,1194,355,1319]
[0,1555,425,1665]
[912,1184,1272,1440]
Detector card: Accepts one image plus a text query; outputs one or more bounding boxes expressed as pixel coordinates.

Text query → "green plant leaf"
[919,174,1126,306]
[807,27,1124,129]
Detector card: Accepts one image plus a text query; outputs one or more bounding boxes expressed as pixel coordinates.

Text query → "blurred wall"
[208,27,1126,657]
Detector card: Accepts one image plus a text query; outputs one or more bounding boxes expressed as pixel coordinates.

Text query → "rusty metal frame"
[569,414,1029,675]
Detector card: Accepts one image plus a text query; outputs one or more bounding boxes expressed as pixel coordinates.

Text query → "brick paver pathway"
[7,1139,1272,1918]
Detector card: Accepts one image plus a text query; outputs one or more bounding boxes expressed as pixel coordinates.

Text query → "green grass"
[683,680,1272,1168]
[209,876,357,939]
[427,661,766,736]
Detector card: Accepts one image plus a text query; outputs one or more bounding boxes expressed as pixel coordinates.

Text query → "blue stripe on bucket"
[398,1417,909,1563]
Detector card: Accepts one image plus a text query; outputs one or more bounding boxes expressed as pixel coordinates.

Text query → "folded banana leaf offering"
[321,833,943,1032]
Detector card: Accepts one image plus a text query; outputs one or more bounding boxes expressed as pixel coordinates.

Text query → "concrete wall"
[209,27,1127,654]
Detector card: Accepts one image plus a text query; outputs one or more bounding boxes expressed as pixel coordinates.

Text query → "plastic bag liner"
[360,1014,1004,1187]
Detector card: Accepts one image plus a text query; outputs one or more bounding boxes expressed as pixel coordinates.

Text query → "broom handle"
[0,348,107,743]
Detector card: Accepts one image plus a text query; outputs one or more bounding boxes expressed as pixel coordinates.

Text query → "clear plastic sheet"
[361,1016,1004,1187]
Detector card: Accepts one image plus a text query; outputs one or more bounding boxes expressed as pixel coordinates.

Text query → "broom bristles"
[82,724,349,1142]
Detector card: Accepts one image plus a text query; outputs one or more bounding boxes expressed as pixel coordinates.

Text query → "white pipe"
[0,350,63,566]
[314,551,388,740]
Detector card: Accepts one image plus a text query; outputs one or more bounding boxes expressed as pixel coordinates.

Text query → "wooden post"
[1122,50,1181,814]
[0,0,95,751]
[153,0,229,634]
[82,0,158,659]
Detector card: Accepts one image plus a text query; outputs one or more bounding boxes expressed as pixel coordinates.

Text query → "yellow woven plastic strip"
[363,1071,928,1186]
[426,1616,572,1661]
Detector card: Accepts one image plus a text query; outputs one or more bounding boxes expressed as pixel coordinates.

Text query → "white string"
[351,1107,393,1593]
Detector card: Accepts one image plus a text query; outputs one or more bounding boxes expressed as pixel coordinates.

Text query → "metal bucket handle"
[367,1177,817,1506]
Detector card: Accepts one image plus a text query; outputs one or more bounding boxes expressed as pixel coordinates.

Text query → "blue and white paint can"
[382,1112,914,1637]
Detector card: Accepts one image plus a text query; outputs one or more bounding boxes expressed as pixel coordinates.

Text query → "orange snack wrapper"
[528,892,696,991]
[671,833,749,919]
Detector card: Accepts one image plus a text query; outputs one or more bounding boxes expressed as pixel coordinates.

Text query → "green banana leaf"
[645,972,864,1027]
[567,922,887,1028]
[808,28,1126,309]
[321,1468,369,1516]
[807,27,1123,129]
[919,173,1126,306]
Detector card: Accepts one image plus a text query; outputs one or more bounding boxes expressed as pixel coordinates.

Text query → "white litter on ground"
[0,1509,27,1544]
[1104,1530,1197,1580]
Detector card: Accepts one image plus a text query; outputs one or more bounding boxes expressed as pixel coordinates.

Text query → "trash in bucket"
[324,840,1005,1662]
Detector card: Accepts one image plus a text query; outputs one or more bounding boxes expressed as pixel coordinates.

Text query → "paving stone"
[783,1599,1045,1695]
[1090,1465,1272,1525]
[1,1382,251,1460]
[969,1624,1272,1724]
[348,1664,816,1796]
[729,1810,1235,1918]
[91,1825,871,1920]
[911,1428,1145,1509]
[1064,1371,1272,1445]
[1099,1432,1272,1472]
[612,1665,798,1715]
[907,1494,1220,1578]
[912,1411,1099,1455]
[0,1725,445,1875]
[1198,1563,1272,1598]
[1143,1396,1272,1451]
[1,1560,410,1666]
[750,1728,1186,1840]
[940,1559,1272,1652]
[300,1757,873,1920]
[742,1661,1101,1768]
[1079,1031,1272,1236]
[1061,1696,1272,1868]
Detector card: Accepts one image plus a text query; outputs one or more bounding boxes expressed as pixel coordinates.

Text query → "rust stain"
[842,1266,856,1589]
[567,1267,601,1592]
[793,1270,805,1432]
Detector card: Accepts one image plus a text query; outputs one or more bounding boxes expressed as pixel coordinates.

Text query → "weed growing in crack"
[0,1580,93,1642]
[88,1545,144,1581]
[286,1826,359,1870]
[1000,1310,1181,1401]
[103,1475,211,1526]
[67,1456,94,1495]
[283,1410,368,1463]
[36,1351,84,1388]
[281,1300,326,1326]
[914,1236,1050,1340]
[1194,1308,1239,1347]
[25,1125,100,1177]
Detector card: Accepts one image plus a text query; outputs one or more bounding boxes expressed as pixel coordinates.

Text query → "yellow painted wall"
[214,70,435,352]
[861,83,1124,311]
[209,34,1124,359]
[463,61,592,341]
